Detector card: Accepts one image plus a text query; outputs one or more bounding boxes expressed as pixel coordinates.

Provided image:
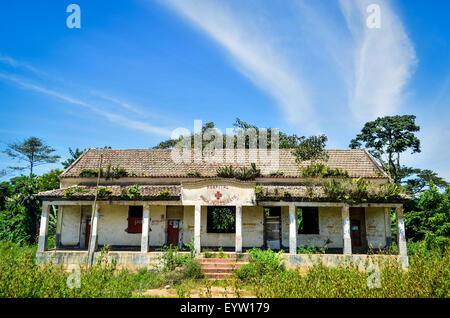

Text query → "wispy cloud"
[0,72,172,136]
[0,54,46,77]
[159,0,314,128]
[339,0,417,122]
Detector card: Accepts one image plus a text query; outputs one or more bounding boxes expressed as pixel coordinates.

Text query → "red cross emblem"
[215,191,222,201]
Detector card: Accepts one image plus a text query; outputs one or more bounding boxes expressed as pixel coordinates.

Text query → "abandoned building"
[35,148,409,268]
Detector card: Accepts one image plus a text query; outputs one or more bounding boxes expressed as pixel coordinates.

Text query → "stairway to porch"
[199,258,248,280]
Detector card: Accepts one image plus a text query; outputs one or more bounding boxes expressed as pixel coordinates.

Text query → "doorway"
[167,219,180,246]
[264,207,281,250]
[85,218,91,249]
[349,207,367,253]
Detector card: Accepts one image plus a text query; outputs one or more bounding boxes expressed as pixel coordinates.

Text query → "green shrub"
[182,258,204,280]
[236,248,285,282]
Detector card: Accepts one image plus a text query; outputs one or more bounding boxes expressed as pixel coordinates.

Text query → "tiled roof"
[60,148,387,179]
[37,185,180,201]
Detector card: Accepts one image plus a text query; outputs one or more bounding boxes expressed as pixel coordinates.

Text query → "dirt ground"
[142,285,256,298]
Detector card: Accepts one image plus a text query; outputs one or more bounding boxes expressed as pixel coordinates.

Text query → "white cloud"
[160,0,314,127]
[339,0,417,123]
[0,72,172,137]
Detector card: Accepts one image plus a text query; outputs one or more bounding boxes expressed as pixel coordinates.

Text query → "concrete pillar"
[55,206,63,248]
[289,204,297,254]
[396,206,407,256]
[194,204,201,253]
[235,205,242,253]
[341,204,352,255]
[384,207,392,247]
[141,204,150,252]
[37,203,50,253]
[88,203,100,264]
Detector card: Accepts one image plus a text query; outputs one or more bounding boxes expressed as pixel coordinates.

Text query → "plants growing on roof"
[186,171,201,177]
[63,186,87,197]
[269,171,284,176]
[158,190,171,197]
[322,178,403,203]
[104,164,128,180]
[127,184,140,199]
[97,187,113,197]
[216,165,235,178]
[79,169,100,178]
[301,163,349,178]
[217,163,261,180]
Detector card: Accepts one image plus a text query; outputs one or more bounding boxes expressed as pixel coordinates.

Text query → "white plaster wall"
[242,206,264,248]
[149,205,166,247]
[97,205,140,246]
[281,207,344,249]
[365,207,387,248]
[61,206,82,246]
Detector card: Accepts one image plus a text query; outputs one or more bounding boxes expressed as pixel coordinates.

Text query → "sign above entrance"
[181,179,256,206]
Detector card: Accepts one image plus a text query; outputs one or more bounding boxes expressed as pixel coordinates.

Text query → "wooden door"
[351,219,361,248]
[167,220,180,247]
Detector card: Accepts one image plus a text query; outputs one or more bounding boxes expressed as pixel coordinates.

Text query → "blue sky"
[0,0,449,180]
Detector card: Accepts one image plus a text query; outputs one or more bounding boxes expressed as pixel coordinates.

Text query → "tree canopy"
[3,137,60,179]
[349,115,421,183]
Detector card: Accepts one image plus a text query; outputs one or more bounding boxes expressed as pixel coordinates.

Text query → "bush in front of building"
[235,248,285,282]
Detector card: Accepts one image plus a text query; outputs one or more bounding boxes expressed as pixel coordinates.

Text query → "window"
[297,207,319,234]
[207,206,236,233]
[128,206,143,233]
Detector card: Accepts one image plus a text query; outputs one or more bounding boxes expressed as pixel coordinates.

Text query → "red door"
[85,218,91,249]
[167,220,180,247]
[351,220,361,248]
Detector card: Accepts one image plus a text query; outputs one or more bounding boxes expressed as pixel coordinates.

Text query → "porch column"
[194,204,201,253]
[88,203,100,265]
[289,204,297,254]
[55,206,63,248]
[396,206,407,256]
[235,205,242,253]
[37,203,50,253]
[141,204,150,252]
[384,207,392,247]
[341,204,352,255]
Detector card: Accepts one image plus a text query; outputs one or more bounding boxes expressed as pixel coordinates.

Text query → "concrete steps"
[199,258,248,280]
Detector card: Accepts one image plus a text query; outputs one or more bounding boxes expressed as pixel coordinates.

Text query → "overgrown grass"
[1,241,448,298]
[235,246,449,298]
[0,242,204,298]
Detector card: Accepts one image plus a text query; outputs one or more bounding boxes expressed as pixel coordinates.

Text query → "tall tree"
[398,167,448,194]
[3,137,60,179]
[61,147,84,169]
[349,115,421,183]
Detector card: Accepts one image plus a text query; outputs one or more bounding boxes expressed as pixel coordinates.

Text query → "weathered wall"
[61,206,82,246]
[281,207,345,249]
[365,207,387,248]
[148,205,167,247]
[97,205,140,246]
